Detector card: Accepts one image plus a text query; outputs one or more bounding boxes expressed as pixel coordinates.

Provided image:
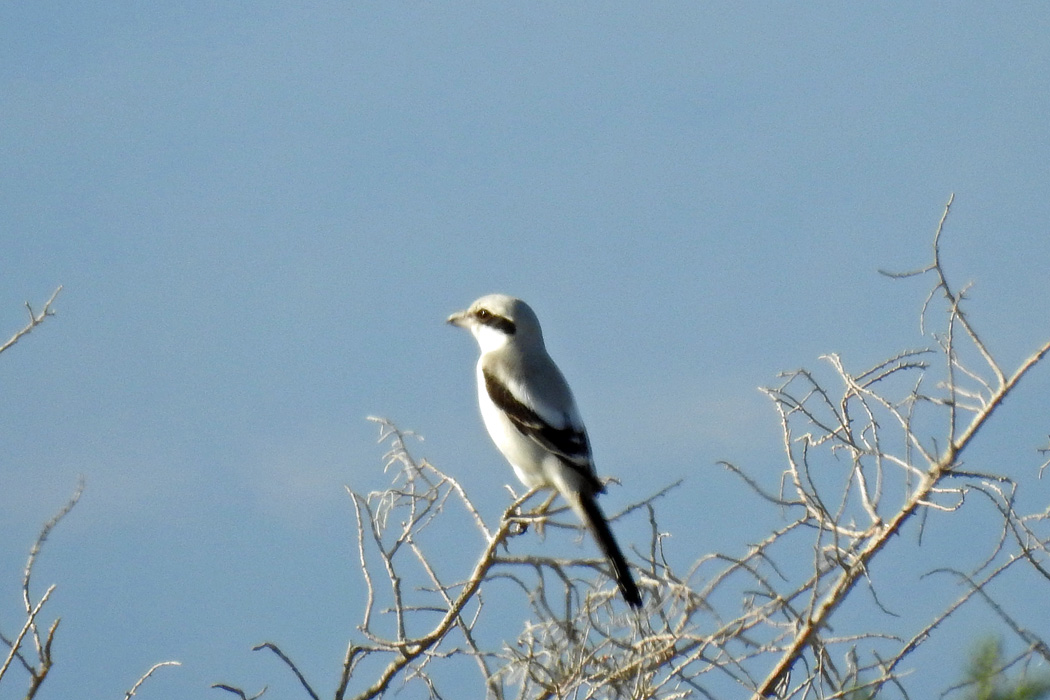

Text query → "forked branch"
[0,286,63,356]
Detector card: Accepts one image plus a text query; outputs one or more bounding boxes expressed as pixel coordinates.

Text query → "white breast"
[475,361,550,490]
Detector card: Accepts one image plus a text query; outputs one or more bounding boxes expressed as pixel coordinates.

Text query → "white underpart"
[474,361,593,509]
[471,323,510,354]
[475,359,549,489]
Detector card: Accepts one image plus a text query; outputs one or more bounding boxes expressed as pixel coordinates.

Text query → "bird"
[448,294,642,608]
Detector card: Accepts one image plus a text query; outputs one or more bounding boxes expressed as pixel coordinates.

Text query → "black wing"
[482,368,595,470]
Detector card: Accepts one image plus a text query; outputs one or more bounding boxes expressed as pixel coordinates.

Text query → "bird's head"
[447,294,544,353]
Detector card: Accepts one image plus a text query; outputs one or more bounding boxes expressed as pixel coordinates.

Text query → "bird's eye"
[475,309,491,320]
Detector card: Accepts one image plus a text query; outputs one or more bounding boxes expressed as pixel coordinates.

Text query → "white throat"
[471,323,511,354]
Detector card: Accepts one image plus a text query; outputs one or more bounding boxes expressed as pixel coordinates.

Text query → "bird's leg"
[504,485,546,538]
[502,486,528,538]
[504,488,559,539]
[527,491,559,540]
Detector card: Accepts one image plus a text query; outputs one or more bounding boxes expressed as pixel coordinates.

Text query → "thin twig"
[0,286,63,356]
[123,660,182,699]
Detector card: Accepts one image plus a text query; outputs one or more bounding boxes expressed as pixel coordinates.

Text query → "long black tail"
[577,493,642,608]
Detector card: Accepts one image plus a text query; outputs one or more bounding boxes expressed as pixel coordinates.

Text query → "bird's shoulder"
[480,349,577,429]
[479,350,598,480]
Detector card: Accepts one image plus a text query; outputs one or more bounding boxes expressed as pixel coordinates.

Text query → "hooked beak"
[447,309,469,328]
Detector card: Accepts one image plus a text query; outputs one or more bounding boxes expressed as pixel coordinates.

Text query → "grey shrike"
[448,294,642,608]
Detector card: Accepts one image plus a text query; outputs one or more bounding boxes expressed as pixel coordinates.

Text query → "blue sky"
[2,3,1049,699]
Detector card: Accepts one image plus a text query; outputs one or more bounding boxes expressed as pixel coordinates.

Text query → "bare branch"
[211,683,268,700]
[123,660,182,699]
[217,202,1050,700]
[252,643,319,700]
[0,286,63,356]
[0,585,55,687]
[0,481,84,697]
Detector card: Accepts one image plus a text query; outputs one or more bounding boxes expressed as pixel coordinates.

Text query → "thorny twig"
[0,286,63,356]
[218,199,1050,699]
[124,661,182,699]
[754,195,1050,698]
[0,481,82,696]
